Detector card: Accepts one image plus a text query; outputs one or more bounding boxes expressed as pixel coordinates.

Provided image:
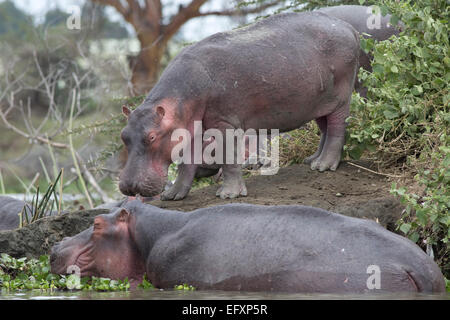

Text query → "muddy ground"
[150,162,404,231]
[0,161,405,258]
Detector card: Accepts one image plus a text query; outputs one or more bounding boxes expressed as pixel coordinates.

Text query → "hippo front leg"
[216,164,247,199]
[161,164,197,201]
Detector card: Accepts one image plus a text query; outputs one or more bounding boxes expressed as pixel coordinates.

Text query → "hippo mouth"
[71,244,97,276]
[50,234,97,277]
[119,171,168,198]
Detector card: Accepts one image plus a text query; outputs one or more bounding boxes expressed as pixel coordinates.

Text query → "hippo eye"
[149,134,156,142]
[94,222,101,230]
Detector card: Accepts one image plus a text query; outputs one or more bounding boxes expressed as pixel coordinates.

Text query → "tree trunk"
[91,0,281,96]
[128,34,166,96]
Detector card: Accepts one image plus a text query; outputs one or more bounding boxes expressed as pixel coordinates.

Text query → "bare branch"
[163,0,209,43]
[196,1,282,17]
[91,0,133,25]
[0,105,69,149]
[79,163,114,203]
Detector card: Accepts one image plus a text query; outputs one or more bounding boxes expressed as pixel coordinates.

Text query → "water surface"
[1,290,449,300]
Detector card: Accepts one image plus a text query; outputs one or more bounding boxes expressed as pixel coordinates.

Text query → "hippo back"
[148,203,445,293]
[0,196,26,231]
[0,195,61,231]
[317,5,402,71]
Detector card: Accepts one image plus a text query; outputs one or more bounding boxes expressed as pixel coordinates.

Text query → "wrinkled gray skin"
[317,5,403,97]
[50,200,446,293]
[120,12,360,200]
[0,196,27,231]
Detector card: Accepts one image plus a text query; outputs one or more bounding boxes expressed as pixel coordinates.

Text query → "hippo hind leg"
[309,61,356,172]
[309,101,349,172]
[303,116,327,165]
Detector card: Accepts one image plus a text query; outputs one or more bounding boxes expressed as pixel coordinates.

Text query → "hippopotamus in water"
[50,201,446,293]
[0,196,27,231]
[119,12,360,200]
[317,5,403,96]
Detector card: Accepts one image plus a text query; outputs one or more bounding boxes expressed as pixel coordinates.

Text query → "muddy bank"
[0,209,109,258]
[0,162,404,258]
[150,162,404,230]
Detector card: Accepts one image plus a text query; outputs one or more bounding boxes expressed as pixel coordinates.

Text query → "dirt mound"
[150,162,404,230]
[0,162,404,258]
[0,209,108,258]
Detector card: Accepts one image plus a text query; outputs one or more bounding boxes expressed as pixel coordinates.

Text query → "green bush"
[345,0,449,276]
[0,253,199,293]
[0,254,130,291]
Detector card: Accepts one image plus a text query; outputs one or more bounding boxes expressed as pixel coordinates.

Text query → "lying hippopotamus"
[119,11,360,200]
[0,196,27,231]
[50,201,445,293]
[317,5,403,96]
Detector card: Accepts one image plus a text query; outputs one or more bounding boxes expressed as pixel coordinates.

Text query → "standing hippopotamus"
[317,5,403,96]
[119,12,360,200]
[0,196,27,231]
[50,201,446,293]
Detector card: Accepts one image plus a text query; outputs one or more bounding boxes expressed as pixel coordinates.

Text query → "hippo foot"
[160,185,190,201]
[310,156,340,172]
[216,181,248,199]
[303,152,320,165]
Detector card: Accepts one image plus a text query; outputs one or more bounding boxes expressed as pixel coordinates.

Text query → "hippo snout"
[119,181,139,196]
[119,178,166,198]
[49,243,65,274]
[49,228,94,275]
[49,247,58,265]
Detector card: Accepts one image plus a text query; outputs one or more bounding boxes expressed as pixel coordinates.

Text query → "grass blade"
[0,169,5,194]
[39,157,51,184]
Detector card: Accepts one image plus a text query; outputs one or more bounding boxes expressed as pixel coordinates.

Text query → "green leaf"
[390,15,400,26]
[416,209,428,225]
[348,147,364,160]
[372,64,384,74]
[409,232,420,243]
[444,56,450,67]
[383,110,399,119]
[400,223,411,234]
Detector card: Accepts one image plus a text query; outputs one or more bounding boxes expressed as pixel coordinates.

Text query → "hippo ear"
[117,208,130,223]
[122,106,131,118]
[156,106,165,120]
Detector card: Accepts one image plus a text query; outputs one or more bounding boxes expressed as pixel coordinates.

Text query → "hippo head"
[50,208,145,284]
[119,101,181,197]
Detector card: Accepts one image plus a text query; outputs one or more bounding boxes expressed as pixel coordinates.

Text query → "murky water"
[1,289,449,300]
